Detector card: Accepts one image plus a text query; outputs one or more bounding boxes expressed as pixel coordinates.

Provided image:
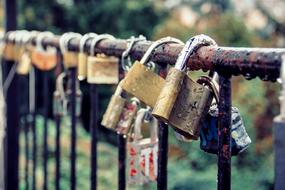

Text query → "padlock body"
[101,94,126,129]
[116,102,138,135]
[121,61,165,108]
[153,67,212,140]
[31,49,57,71]
[63,51,78,68]
[17,51,31,75]
[3,43,16,61]
[77,52,88,80]
[87,55,119,84]
[152,67,184,122]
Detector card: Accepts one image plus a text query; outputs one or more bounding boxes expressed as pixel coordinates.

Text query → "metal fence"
[2,1,285,190]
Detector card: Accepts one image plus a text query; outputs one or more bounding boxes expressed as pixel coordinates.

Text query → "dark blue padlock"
[200,105,251,156]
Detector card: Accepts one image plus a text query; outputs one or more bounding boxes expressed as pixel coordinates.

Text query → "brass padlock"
[101,83,126,129]
[121,37,184,108]
[78,33,97,80]
[86,34,119,84]
[59,32,82,68]
[31,32,57,71]
[152,34,218,140]
[3,32,16,61]
[53,73,68,116]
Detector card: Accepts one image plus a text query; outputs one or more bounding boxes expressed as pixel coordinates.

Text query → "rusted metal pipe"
[27,35,283,81]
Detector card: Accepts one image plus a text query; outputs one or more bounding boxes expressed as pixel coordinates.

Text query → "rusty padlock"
[116,98,140,135]
[66,79,82,117]
[121,37,184,108]
[152,34,219,140]
[101,82,126,129]
[78,33,97,80]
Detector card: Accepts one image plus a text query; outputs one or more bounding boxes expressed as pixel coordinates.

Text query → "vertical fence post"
[217,74,232,190]
[24,76,30,190]
[3,0,18,190]
[70,68,77,190]
[118,63,126,190]
[90,83,98,190]
[157,122,168,190]
[43,71,50,190]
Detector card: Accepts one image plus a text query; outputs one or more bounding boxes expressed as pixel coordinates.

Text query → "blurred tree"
[17,0,166,38]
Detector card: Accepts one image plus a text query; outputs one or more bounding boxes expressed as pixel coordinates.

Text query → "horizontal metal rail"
[4,33,284,81]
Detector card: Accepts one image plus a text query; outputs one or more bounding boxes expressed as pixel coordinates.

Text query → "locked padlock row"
[0,31,252,186]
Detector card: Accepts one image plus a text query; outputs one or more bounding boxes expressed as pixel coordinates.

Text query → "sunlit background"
[1,0,284,189]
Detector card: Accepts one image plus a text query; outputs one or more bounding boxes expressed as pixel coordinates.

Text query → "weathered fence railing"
[2,2,285,190]
[2,31,284,190]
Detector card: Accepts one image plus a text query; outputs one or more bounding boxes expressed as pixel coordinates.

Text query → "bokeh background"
[1,0,284,189]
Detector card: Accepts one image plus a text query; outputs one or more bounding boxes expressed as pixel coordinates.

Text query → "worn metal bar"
[274,116,285,189]
[217,74,232,190]
[55,115,61,190]
[157,122,168,190]
[118,61,126,190]
[90,84,98,190]
[24,111,30,190]
[13,35,281,81]
[43,71,49,190]
[3,0,18,190]
[70,68,77,190]
[118,135,126,190]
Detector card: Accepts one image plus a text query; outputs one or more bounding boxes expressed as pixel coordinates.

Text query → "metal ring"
[197,75,220,104]
[121,35,146,71]
[140,36,184,65]
[79,33,98,53]
[89,34,115,56]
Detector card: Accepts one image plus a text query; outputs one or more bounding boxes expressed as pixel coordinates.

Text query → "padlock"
[127,108,158,185]
[31,32,57,71]
[3,32,16,61]
[53,73,68,116]
[59,32,82,68]
[121,37,184,108]
[86,34,119,84]
[152,34,218,140]
[200,104,251,156]
[87,53,119,84]
[101,83,126,129]
[78,33,97,80]
[116,98,140,135]
[16,31,35,75]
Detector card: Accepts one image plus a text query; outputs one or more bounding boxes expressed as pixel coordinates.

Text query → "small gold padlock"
[101,83,126,130]
[86,34,118,84]
[78,33,97,80]
[87,54,119,84]
[121,37,184,108]
[60,32,82,69]
[152,34,218,140]
[3,42,16,61]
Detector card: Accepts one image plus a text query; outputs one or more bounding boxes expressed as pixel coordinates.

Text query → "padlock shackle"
[121,35,146,71]
[114,82,124,96]
[133,108,158,143]
[36,31,54,51]
[175,34,217,71]
[56,72,67,101]
[59,32,82,53]
[79,33,98,53]
[140,37,184,65]
[89,34,115,56]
